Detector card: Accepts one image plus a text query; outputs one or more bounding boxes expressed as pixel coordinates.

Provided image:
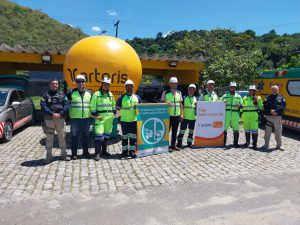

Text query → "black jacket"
[263,94,286,116]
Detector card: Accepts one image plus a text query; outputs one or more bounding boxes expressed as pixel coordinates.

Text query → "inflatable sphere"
[63,36,142,98]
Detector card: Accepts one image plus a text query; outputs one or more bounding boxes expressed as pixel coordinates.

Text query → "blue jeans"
[70,118,91,154]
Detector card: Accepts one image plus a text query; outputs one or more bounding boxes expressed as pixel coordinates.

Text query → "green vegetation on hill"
[127,29,300,88]
[0,0,87,49]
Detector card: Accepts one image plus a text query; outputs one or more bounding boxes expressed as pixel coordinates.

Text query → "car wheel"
[3,121,13,142]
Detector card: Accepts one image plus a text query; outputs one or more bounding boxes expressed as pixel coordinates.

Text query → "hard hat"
[124,79,134,86]
[169,77,178,83]
[248,85,256,91]
[188,84,196,89]
[229,82,237,87]
[207,80,215,84]
[102,77,111,84]
[75,74,86,81]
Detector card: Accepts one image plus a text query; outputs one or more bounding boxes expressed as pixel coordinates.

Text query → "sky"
[11,0,300,40]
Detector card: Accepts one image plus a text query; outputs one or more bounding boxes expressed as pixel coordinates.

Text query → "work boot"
[224,131,227,146]
[83,149,91,159]
[171,145,181,151]
[233,132,240,148]
[252,133,258,150]
[120,150,128,159]
[101,139,111,157]
[243,133,250,148]
[94,142,101,161]
[129,150,137,159]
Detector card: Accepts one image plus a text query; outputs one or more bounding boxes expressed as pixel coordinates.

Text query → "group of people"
[40,74,286,164]
[41,74,141,164]
[163,77,286,152]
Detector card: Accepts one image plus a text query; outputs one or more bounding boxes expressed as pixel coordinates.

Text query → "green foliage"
[128,28,299,89]
[175,29,262,89]
[0,0,87,49]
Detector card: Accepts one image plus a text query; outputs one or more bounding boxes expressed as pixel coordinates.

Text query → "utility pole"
[114,20,120,38]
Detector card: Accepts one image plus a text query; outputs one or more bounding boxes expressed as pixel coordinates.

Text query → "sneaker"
[129,151,137,159]
[261,145,269,150]
[276,146,284,151]
[62,156,71,161]
[187,144,194,148]
[94,154,100,161]
[72,155,77,160]
[44,157,52,165]
[168,148,173,153]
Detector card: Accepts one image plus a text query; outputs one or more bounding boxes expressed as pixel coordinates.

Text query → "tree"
[175,29,263,90]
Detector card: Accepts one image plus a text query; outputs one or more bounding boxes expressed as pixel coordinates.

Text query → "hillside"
[0,0,87,49]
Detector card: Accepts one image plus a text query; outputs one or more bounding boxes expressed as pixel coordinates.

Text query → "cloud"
[162,31,174,38]
[107,9,118,16]
[92,26,101,32]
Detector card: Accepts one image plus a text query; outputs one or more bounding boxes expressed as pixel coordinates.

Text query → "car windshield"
[0,91,8,106]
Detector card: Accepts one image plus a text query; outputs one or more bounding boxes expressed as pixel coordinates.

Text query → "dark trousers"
[70,118,91,154]
[170,116,180,147]
[177,119,195,146]
[121,121,137,152]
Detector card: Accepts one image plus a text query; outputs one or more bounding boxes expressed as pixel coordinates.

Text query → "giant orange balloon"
[63,36,142,98]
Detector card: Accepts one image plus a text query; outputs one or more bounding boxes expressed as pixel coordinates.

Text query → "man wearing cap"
[262,85,286,151]
[177,84,198,148]
[220,82,243,148]
[161,77,183,152]
[116,80,142,158]
[199,80,218,102]
[67,74,93,160]
[40,78,70,164]
[241,85,263,149]
[90,77,116,161]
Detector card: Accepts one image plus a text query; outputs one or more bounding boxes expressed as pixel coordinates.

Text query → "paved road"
[0,171,299,225]
[0,125,299,224]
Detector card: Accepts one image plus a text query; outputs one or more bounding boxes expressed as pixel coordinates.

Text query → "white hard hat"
[188,84,196,89]
[75,74,86,81]
[169,77,178,83]
[207,80,215,84]
[124,79,134,86]
[229,82,237,87]
[248,85,256,90]
[102,77,111,84]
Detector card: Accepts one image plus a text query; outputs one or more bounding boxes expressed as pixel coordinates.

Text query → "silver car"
[0,88,34,142]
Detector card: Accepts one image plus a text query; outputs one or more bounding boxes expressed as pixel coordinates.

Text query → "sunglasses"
[76,80,86,83]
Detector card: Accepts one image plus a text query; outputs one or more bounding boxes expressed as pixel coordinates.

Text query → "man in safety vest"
[177,84,197,148]
[241,85,263,149]
[90,77,116,161]
[116,80,142,159]
[199,80,218,101]
[67,74,93,160]
[220,82,243,148]
[161,77,183,152]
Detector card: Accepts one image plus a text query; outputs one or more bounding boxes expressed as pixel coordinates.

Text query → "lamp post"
[114,20,120,38]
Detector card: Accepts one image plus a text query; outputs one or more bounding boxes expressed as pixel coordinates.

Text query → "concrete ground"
[0,125,299,224]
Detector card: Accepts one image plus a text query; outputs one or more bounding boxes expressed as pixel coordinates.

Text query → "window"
[0,91,8,106]
[9,91,20,104]
[18,90,27,101]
